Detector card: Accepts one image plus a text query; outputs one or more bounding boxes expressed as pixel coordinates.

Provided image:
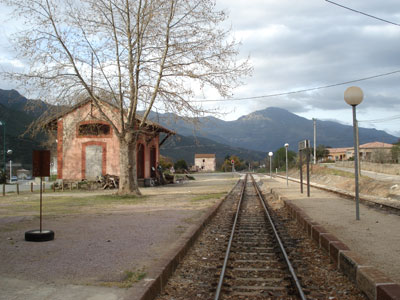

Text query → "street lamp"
[284,143,289,186]
[344,86,363,220]
[268,152,273,179]
[0,121,5,174]
[7,149,13,182]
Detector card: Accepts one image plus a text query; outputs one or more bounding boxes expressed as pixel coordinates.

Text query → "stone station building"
[45,99,174,184]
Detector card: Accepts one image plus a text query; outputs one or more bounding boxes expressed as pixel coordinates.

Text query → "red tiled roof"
[359,142,393,149]
[328,147,350,154]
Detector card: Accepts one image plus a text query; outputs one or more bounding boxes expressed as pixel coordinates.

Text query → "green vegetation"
[101,268,146,288]
[317,165,355,178]
[220,155,246,171]
[0,170,6,184]
[316,145,330,161]
[159,155,173,169]
[272,147,297,171]
[174,159,188,171]
[391,144,400,163]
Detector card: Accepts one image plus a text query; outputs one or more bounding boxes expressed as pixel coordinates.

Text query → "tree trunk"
[118,137,141,195]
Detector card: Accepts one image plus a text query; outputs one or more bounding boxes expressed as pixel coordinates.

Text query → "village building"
[327,147,349,161]
[194,154,216,172]
[355,142,393,162]
[45,99,174,185]
[326,141,394,162]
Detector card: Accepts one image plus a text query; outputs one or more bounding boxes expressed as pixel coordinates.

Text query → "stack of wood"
[164,173,175,184]
[101,174,119,189]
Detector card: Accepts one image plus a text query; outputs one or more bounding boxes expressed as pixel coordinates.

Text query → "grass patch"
[190,193,224,202]
[101,268,146,288]
[315,166,355,178]
[0,193,147,217]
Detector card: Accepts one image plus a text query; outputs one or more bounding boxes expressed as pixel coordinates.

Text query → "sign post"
[298,140,311,196]
[25,150,54,242]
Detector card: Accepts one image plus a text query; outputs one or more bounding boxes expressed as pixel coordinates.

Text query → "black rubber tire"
[25,229,55,242]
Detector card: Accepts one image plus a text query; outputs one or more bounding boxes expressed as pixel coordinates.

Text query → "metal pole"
[299,150,303,193]
[352,106,360,220]
[285,146,288,186]
[269,156,272,179]
[40,176,43,232]
[356,120,361,177]
[306,149,310,197]
[1,122,5,173]
[9,160,12,182]
[313,118,317,164]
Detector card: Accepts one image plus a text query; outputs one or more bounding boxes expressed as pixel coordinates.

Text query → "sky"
[1,0,400,137]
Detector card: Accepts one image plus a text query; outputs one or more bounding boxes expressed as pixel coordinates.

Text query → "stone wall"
[335,161,400,175]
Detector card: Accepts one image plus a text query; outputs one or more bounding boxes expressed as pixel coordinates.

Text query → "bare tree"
[3,0,251,194]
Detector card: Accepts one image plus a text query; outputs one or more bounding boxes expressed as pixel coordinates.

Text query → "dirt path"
[0,173,238,300]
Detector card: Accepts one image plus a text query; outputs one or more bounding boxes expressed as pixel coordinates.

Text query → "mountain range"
[150,108,398,153]
[0,89,398,167]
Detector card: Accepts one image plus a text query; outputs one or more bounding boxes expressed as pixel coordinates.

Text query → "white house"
[194,154,216,172]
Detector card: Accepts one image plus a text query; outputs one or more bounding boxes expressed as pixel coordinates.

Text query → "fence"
[1,180,99,196]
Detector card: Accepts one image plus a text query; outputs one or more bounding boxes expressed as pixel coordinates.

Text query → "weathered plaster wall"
[58,101,160,180]
[59,102,120,180]
[195,157,216,172]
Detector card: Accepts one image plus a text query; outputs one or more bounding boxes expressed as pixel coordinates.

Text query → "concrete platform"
[261,175,400,300]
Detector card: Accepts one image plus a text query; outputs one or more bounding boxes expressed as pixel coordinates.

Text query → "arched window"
[78,123,111,137]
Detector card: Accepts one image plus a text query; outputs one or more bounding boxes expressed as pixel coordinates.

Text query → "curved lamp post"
[268,152,273,179]
[284,143,289,186]
[344,86,363,220]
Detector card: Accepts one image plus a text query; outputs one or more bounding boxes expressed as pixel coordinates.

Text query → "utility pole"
[313,118,317,164]
[356,120,361,177]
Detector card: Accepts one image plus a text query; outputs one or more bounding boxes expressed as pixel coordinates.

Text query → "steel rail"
[214,174,247,300]
[250,174,307,300]
[274,174,400,214]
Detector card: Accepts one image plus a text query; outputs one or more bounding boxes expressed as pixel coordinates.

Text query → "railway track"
[156,174,366,300]
[214,174,306,299]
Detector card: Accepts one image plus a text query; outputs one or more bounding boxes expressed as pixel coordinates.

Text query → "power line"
[325,0,400,27]
[359,115,400,124]
[190,69,400,103]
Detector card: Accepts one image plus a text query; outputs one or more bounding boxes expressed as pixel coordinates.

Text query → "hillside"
[1,88,398,169]
[0,100,44,168]
[0,89,266,167]
[149,107,398,152]
[160,134,266,164]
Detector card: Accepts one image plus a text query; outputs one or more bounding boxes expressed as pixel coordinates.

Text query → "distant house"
[194,154,216,172]
[45,98,174,183]
[17,169,31,180]
[353,142,393,162]
[327,141,393,162]
[327,148,349,161]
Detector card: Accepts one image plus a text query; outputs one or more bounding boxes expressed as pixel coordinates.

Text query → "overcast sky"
[1,0,400,137]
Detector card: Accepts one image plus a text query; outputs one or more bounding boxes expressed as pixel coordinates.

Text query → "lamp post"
[268,152,273,179]
[7,149,12,182]
[313,118,317,164]
[284,143,289,186]
[0,121,5,173]
[344,86,364,221]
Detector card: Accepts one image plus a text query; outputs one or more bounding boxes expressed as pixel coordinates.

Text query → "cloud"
[1,0,400,134]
